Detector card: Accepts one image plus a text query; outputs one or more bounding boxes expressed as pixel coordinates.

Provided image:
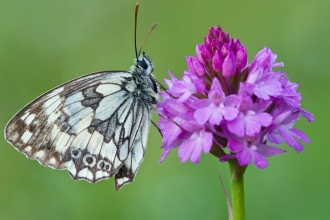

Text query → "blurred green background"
[0,0,328,219]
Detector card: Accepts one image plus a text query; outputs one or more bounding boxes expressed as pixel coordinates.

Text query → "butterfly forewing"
[5,70,153,190]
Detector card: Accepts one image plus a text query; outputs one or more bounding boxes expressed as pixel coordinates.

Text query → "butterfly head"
[134,52,154,75]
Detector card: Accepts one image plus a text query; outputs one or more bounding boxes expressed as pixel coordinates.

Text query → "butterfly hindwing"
[115,101,150,190]
[5,71,152,189]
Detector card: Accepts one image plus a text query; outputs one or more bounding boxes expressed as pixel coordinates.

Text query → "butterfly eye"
[137,60,148,70]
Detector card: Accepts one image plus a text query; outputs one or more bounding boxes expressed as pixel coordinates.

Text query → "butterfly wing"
[115,101,150,190]
[5,71,151,190]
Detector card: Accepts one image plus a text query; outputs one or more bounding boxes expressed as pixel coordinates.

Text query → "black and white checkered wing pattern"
[5,71,150,190]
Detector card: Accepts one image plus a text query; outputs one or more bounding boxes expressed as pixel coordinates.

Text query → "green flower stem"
[229,160,247,220]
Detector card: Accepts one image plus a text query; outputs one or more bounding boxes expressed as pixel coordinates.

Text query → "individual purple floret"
[191,78,239,126]
[157,26,313,168]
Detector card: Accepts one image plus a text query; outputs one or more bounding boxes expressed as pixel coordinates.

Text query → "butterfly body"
[5,53,158,190]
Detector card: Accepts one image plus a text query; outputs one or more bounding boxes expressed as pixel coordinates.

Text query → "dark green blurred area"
[0,0,328,219]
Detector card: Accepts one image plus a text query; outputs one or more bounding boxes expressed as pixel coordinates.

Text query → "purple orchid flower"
[157,26,313,168]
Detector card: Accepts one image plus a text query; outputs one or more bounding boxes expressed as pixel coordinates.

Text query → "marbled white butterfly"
[4,3,159,190]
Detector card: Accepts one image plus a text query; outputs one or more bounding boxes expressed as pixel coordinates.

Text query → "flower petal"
[178,139,194,163]
[190,142,203,163]
[202,131,213,153]
[279,128,304,152]
[212,50,223,72]
[236,46,247,69]
[209,107,224,125]
[256,144,286,157]
[222,52,236,77]
[252,151,268,169]
[159,148,171,163]
[227,114,245,137]
[222,106,239,121]
[195,107,213,125]
[290,128,310,143]
[186,56,206,77]
[228,138,244,153]
[236,150,251,166]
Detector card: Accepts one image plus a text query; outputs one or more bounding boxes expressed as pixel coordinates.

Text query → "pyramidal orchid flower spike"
[158,26,313,169]
[158,26,313,220]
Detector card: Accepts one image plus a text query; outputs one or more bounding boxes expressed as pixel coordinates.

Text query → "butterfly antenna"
[138,23,157,57]
[134,3,139,59]
[134,3,157,58]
